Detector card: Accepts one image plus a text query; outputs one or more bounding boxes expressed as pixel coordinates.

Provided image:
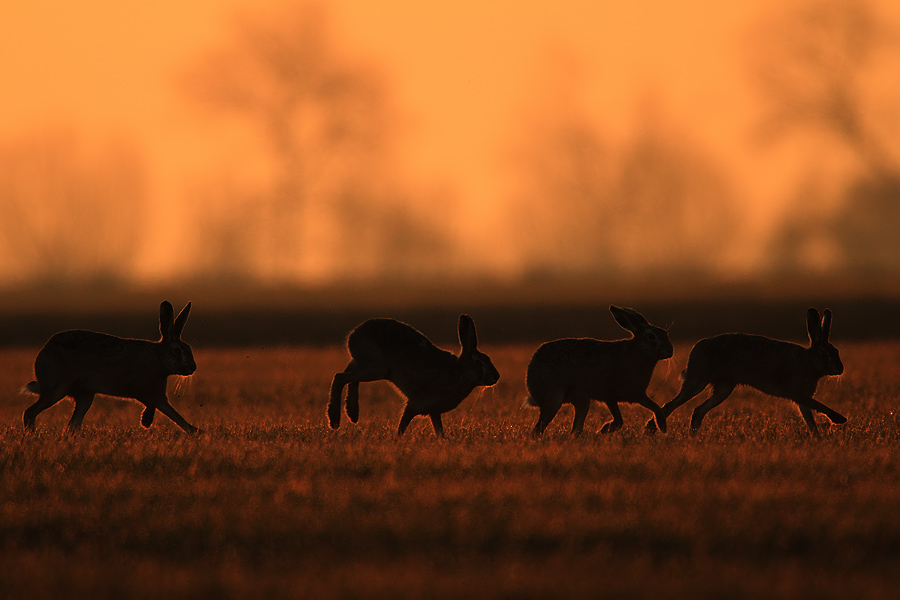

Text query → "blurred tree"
[510,101,736,278]
[611,109,736,274]
[833,173,900,273]
[0,131,145,286]
[750,0,900,273]
[510,113,618,276]
[185,2,448,282]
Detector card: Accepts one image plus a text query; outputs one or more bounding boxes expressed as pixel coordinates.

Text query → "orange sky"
[1,0,897,280]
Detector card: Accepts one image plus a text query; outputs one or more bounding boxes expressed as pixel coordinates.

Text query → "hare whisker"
[172,374,194,397]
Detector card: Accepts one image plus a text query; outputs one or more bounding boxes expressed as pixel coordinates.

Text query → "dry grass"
[2,343,900,599]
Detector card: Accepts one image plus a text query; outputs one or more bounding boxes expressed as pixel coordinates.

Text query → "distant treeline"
[2,296,898,347]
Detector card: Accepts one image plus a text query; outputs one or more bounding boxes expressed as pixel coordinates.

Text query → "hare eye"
[172,346,183,356]
[646,332,658,342]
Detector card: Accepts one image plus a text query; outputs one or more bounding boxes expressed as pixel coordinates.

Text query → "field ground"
[2,343,900,599]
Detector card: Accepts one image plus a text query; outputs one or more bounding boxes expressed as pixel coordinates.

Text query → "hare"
[645,308,845,436]
[23,301,199,434]
[329,314,500,437]
[526,305,673,437]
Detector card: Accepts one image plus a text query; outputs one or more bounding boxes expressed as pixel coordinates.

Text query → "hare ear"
[821,308,833,342]
[610,305,647,334]
[458,314,478,352]
[807,308,822,345]
[160,301,175,340]
[172,302,192,339]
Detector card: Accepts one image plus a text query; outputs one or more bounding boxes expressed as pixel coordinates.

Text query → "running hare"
[645,308,845,436]
[328,315,500,436]
[526,305,673,436]
[23,301,199,434]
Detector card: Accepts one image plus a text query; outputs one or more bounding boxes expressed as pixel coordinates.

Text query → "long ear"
[821,308,833,342]
[458,314,478,353]
[610,305,647,334]
[172,302,192,339]
[160,301,175,340]
[807,307,822,345]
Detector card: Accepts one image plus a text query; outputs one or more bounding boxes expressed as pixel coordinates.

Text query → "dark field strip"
[2,295,900,347]
[2,344,900,599]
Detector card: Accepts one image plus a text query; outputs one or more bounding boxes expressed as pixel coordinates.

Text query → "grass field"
[2,342,900,599]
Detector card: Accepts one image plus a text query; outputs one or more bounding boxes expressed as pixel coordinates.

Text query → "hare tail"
[22,381,40,395]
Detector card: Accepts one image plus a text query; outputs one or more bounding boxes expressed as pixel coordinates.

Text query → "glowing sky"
[1,0,897,280]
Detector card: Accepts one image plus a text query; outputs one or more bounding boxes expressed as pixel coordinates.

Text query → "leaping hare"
[23,301,200,434]
[646,308,845,436]
[526,305,673,436]
[329,314,500,437]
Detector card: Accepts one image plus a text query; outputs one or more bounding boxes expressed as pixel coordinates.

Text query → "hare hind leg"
[141,406,156,427]
[346,382,361,423]
[329,362,389,429]
[531,388,565,437]
[646,376,709,433]
[23,386,68,431]
[599,401,623,434]
[66,393,95,432]
[690,383,735,433]
[429,413,444,437]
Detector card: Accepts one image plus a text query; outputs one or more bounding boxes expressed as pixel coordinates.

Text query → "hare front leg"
[797,404,821,437]
[796,397,846,425]
[630,393,667,433]
[396,405,444,437]
[571,397,591,435]
[646,376,709,433]
[66,393,95,433]
[795,397,846,437]
[398,405,416,436]
[152,397,199,434]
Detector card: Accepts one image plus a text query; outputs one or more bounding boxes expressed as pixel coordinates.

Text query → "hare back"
[527,338,657,396]
[348,319,455,366]
[35,331,168,399]
[687,334,815,395]
[39,330,155,358]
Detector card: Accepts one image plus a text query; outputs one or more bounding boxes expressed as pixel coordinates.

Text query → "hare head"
[457,314,500,387]
[807,308,843,377]
[159,301,197,376]
[610,305,673,361]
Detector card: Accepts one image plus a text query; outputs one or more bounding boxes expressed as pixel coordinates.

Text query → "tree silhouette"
[0,131,145,286]
[185,2,447,282]
[611,110,736,274]
[750,0,900,274]
[509,114,617,277]
[509,101,735,278]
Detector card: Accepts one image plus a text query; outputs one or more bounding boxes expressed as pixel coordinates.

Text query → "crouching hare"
[23,301,200,434]
[646,308,845,436]
[526,305,673,436]
[329,314,500,437]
